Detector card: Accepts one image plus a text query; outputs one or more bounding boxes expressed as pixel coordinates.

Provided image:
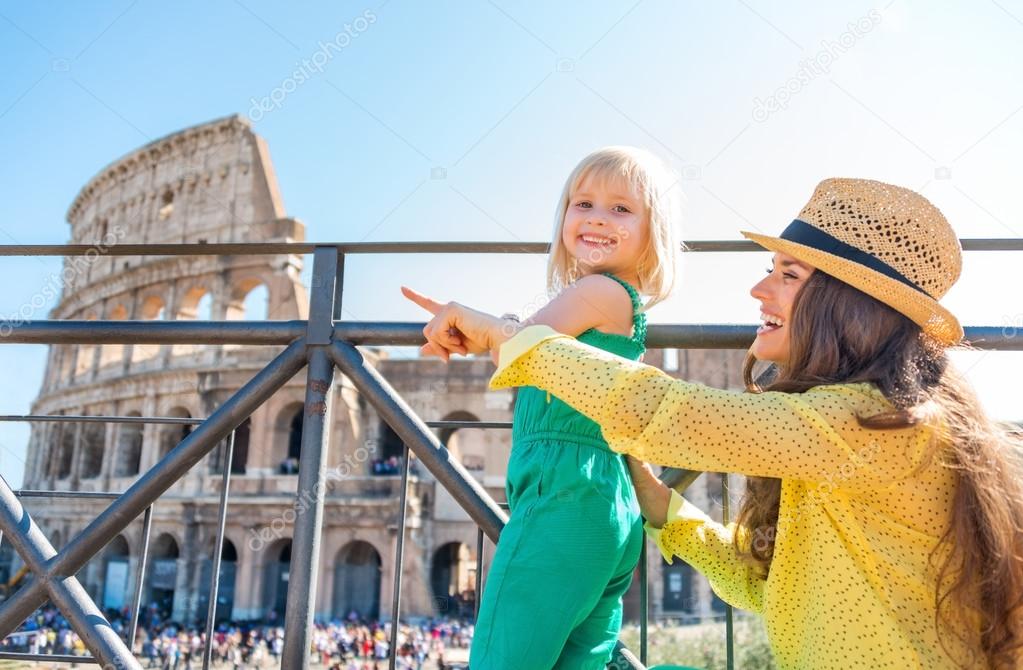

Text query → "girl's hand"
[625,455,672,528]
[401,286,517,362]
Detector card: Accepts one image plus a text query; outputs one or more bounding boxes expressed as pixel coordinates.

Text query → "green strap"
[600,272,647,343]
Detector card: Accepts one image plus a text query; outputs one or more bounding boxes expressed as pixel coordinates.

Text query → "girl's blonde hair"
[546,146,681,310]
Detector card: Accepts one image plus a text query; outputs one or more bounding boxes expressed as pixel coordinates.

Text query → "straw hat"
[742,178,963,345]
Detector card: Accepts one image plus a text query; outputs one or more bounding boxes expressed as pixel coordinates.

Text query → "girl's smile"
[562,172,648,279]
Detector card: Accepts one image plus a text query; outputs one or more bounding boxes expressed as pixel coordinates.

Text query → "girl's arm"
[400,275,633,361]
[490,326,931,486]
[519,274,634,338]
[625,456,672,526]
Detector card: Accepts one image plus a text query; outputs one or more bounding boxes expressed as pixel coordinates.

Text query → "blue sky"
[1,0,1022,487]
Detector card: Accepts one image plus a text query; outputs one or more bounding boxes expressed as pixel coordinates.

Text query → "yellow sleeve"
[490,326,930,484]
[645,489,764,613]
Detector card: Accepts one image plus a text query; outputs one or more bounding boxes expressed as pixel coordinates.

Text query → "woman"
[404,178,1023,668]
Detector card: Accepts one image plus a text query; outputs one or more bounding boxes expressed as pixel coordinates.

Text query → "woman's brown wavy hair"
[736,270,1023,668]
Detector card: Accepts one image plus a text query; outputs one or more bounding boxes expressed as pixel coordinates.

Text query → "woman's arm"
[490,326,930,485]
[625,455,764,612]
[647,486,767,613]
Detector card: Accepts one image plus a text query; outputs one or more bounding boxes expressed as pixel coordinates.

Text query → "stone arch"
[74,312,98,379]
[333,540,381,620]
[158,188,174,221]
[176,285,213,320]
[56,421,76,480]
[132,294,166,363]
[158,407,193,460]
[226,276,269,321]
[261,539,292,623]
[431,542,475,617]
[99,303,128,368]
[439,411,486,473]
[209,416,250,475]
[146,533,180,619]
[100,535,131,611]
[198,539,238,624]
[231,417,250,475]
[79,415,106,480]
[173,285,213,356]
[58,345,74,385]
[114,411,144,477]
[377,420,404,463]
[274,402,304,474]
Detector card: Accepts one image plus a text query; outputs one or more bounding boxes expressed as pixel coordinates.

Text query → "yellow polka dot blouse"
[489,326,981,670]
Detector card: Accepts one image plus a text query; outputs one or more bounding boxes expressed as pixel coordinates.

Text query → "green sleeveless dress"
[470,274,646,670]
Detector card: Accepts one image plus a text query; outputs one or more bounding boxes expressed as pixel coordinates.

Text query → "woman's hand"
[401,286,518,362]
[626,456,673,528]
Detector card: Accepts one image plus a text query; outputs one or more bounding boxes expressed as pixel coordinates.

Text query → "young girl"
[405,146,681,668]
[408,178,1023,669]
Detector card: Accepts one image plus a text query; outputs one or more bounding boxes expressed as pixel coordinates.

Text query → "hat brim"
[741,230,964,346]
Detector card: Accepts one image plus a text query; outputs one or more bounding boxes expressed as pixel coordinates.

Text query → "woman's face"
[749,252,815,365]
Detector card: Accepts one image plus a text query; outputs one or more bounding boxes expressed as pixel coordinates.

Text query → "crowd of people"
[1,606,472,669]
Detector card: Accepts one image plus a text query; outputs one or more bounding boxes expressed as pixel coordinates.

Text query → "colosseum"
[6,114,746,628]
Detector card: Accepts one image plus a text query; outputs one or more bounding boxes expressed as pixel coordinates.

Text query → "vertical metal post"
[388,445,411,670]
[281,246,340,670]
[639,540,648,666]
[127,505,154,650]
[202,430,235,670]
[722,474,734,670]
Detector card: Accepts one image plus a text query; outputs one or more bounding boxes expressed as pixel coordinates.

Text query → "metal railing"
[0,240,1018,670]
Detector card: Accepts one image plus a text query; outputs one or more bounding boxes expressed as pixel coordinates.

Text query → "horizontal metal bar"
[335,323,1023,351]
[0,242,549,256]
[425,420,512,429]
[14,490,121,500]
[0,238,1018,256]
[4,416,509,431]
[3,321,1020,350]
[0,652,97,663]
[0,319,305,344]
[331,322,766,348]
[0,414,201,425]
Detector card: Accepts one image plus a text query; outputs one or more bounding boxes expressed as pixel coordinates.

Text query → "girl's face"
[561,172,649,280]
[749,252,815,365]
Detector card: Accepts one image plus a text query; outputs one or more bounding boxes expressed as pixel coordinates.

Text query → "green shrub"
[619,616,776,669]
